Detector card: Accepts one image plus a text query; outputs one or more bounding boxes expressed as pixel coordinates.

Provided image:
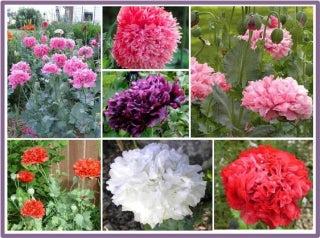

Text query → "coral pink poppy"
[112,6,181,69]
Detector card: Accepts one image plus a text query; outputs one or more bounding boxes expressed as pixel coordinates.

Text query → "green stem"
[180,7,187,68]
[82,87,87,104]
[194,38,205,57]
[239,30,253,86]
[228,7,235,49]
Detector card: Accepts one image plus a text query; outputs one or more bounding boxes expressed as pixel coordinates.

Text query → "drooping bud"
[191,25,202,37]
[191,10,200,27]
[246,14,262,30]
[271,28,284,44]
[296,11,307,26]
[280,14,287,25]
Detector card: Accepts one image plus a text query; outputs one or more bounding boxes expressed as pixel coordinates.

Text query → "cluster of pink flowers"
[78,46,94,59]
[23,36,37,48]
[63,56,88,77]
[191,57,232,101]
[239,23,292,59]
[41,62,61,74]
[242,75,313,122]
[112,6,181,69]
[33,44,50,57]
[65,39,75,51]
[51,53,67,67]
[70,69,97,88]
[8,61,32,89]
[10,32,97,90]
[50,37,67,50]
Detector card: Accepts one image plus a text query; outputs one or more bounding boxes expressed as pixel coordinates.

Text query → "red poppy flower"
[221,145,312,229]
[17,170,34,183]
[73,158,100,178]
[20,199,45,218]
[21,146,48,165]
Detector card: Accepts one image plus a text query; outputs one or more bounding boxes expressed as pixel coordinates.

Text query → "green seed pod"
[305,62,313,76]
[237,19,247,35]
[191,10,199,27]
[27,188,35,196]
[280,14,287,25]
[271,28,284,44]
[296,11,307,26]
[253,14,262,30]
[191,25,202,37]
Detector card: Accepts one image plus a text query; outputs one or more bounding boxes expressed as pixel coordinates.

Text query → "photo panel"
[214,140,313,230]
[103,140,212,230]
[102,71,189,138]
[102,6,189,69]
[7,5,102,138]
[191,6,314,137]
[7,140,101,231]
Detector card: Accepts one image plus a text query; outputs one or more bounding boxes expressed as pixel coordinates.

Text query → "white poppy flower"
[54,29,64,35]
[106,143,207,228]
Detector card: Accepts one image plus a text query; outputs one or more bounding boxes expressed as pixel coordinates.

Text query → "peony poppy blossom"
[17,170,34,183]
[20,199,45,219]
[73,158,100,178]
[21,146,48,165]
[221,145,312,229]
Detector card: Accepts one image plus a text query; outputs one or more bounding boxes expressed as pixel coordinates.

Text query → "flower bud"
[246,14,262,30]
[10,195,16,201]
[27,188,35,196]
[280,14,287,25]
[191,25,202,37]
[237,19,247,35]
[10,173,16,180]
[271,28,284,44]
[296,11,307,26]
[71,204,78,211]
[191,10,199,27]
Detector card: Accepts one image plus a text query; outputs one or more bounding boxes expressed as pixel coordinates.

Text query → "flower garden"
[7,140,101,230]
[7,9,101,138]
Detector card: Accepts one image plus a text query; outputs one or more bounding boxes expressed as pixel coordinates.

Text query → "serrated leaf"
[200,94,214,118]
[212,86,233,129]
[74,214,84,227]
[223,40,260,87]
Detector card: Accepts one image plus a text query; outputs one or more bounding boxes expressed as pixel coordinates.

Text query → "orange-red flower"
[17,170,34,183]
[21,146,48,165]
[7,30,13,41]
[73,158,100,178]
[20,199,45,218]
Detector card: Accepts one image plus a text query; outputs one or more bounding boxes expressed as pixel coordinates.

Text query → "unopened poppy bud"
[191,25,202,37]
[191,10,200,27]
[296,11,307,26]
[271,28,284,44]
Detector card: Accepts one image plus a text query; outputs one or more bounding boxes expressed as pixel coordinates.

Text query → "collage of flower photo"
[4,3,315,235]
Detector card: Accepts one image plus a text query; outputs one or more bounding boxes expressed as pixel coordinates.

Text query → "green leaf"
[223,40,260,87]
[200,94,214,118]
[247,125,275,137]
[74,214,84,227]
